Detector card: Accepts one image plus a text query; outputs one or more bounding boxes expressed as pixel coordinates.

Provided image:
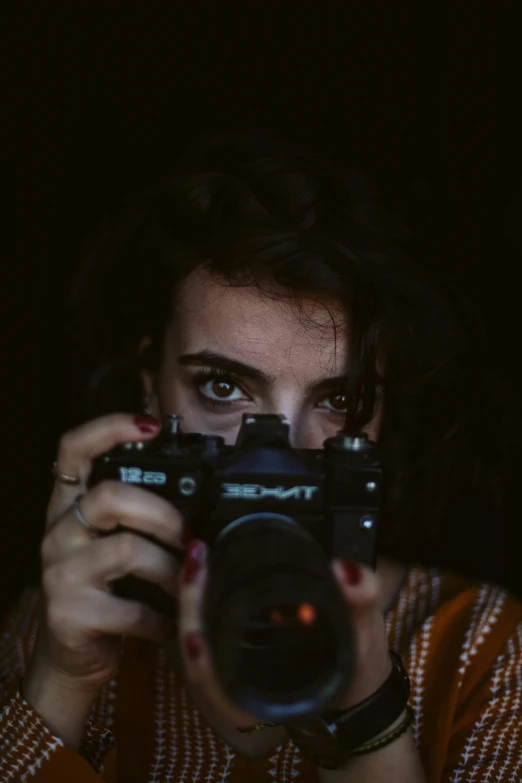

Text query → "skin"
[23,266,408,765]
[141,268,407,756]
[141,267,382,447]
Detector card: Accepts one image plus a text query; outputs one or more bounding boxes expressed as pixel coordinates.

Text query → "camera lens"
[238,603,337,694]
[203,514,355,722]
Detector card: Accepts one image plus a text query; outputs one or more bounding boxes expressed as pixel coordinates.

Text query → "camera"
[89,413,380,722]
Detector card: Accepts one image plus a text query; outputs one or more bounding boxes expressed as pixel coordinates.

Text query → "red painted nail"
[185,631,203,661]
[182,524,194,547]
[341,561,362,586]
[182,540,206,585]
[134,415,161,433]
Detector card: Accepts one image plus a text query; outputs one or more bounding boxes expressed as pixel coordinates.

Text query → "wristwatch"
[284,650,411,770]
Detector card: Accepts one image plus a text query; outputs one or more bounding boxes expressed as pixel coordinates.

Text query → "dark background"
[5,6,520,620]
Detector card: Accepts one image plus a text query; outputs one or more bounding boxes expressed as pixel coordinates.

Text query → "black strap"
[323,650,411,750]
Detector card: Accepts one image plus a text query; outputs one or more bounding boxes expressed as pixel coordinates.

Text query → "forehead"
[170,268,350,377]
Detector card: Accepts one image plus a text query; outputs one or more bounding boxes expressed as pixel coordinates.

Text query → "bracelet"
[237,722,277,735]
[350,706,414,756]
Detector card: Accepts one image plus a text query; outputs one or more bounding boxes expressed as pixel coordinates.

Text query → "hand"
[177,541,391,730]
[32,413,187,694]
[327,560,392,710]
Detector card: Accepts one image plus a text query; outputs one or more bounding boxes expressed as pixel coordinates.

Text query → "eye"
[197,373,248,403]
[317,392,349,414]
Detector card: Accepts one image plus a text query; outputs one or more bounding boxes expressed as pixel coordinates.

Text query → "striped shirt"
[1,566,521,782]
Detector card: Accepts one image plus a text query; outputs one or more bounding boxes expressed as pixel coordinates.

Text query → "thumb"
[331,560,381,619]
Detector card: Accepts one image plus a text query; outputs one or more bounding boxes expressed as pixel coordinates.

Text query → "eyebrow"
[177,350,352,393]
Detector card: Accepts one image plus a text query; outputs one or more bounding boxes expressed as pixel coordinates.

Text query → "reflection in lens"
[237,605,336,693]
[268,603,317,627]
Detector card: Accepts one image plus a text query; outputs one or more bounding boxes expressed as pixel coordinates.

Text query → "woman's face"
[141,268,381,448]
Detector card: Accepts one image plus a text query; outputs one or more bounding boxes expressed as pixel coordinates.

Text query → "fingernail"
[182,540,206,585]
[134,415,161,433]
[340,561,362,586]
[185,631,203,661]
[182,524,194,547]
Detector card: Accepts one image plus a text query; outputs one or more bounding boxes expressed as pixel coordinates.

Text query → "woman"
[1,131,520,782]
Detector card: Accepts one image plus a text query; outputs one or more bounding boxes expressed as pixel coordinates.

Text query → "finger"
[43,482,188,566]
[46,531,181,600]
[42,498,98,564]
[79,481,188,551]
[48,413,162,528]
[50,586,176,644]
[56,414,162,481]
[177,540,210,681]
[331,559,391,706]
[331,560,380,618]
[177,540,231,694]
[176,541,256,726]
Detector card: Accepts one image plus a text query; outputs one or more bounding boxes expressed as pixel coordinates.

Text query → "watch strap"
[350,705,414,757]
[324,649,411,750]
[284,650,411,769]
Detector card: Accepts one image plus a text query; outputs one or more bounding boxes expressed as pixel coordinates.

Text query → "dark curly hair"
[67,128,491,570]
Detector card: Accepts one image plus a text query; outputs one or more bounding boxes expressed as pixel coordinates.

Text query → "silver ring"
[72,494,94,530]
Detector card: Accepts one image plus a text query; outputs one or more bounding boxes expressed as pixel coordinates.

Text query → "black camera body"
[89,413,381,722]
[90,413,380,563]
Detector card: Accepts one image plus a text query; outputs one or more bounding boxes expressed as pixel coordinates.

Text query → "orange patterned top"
[1,566,521,782]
